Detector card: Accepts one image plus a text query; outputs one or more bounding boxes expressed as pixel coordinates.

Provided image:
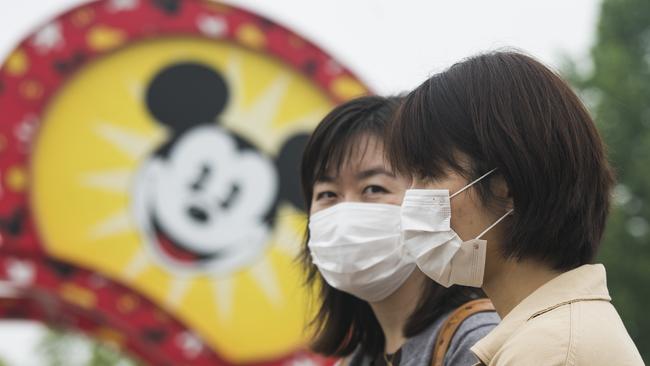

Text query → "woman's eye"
[363,185,388,195]
[315,191,337,200]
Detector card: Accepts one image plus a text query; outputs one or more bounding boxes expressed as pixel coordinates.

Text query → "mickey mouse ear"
[277,133,311,212]
[146,62,229,132]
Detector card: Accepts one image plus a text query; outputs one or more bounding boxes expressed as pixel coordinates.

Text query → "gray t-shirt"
[348,310,500,366]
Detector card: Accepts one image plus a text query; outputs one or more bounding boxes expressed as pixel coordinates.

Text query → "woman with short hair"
[387,51,644,365]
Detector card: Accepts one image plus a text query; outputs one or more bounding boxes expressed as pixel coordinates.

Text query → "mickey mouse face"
[132,62,305,275]
[134,125,278,274]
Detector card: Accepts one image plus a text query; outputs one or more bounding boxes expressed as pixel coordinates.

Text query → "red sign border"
[0,0,370,364]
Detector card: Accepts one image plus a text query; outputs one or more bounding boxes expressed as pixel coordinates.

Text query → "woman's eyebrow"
[356,167,396,179]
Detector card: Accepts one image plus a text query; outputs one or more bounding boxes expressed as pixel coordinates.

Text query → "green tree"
[569,0,650,360]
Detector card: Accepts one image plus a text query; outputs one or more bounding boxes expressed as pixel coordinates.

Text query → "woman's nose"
[342,193,363,202]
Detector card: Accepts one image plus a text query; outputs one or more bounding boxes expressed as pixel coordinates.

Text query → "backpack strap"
[430,298,495,366]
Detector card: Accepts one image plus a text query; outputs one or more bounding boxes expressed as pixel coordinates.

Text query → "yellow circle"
[20,80,44,100]
[60,283,97,309]
[32,37,334,362]
[6,166,28,192]
[117,294,139,314]
[87,25,128,52]
[6,50,29,76]
[236,24,267,50]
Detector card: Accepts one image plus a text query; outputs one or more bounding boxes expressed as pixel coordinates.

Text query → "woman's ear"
[491,175,514,211]
[146,62,229,133]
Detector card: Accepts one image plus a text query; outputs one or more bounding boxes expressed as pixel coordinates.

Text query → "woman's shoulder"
[511,301,644,365]
[401,303,499,366]
[490,301,643,366]
[336,306,501,366]
[443,310,500,365]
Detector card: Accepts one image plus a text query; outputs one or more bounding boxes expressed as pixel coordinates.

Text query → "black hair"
[300,95,481,357]
[388,51,615,271]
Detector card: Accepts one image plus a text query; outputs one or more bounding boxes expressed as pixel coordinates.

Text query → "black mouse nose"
[187,206,209,223]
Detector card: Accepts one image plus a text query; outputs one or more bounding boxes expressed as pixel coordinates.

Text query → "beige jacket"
[471,264,644,366]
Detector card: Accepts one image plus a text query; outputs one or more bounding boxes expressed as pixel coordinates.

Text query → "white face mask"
[308,202,416,302]
[400,169,512,288]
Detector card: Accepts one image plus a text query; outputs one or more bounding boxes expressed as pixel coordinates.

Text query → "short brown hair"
[388,51,615,271]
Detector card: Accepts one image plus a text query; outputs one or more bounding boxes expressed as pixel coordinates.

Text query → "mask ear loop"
[450,168,498,199]
[475,209,514,240]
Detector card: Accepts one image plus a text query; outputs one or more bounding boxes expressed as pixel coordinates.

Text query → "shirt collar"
[470,264,611,364]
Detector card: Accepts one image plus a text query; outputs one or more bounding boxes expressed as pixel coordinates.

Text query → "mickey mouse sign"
[0,0,369,364]
[134,61,300,275]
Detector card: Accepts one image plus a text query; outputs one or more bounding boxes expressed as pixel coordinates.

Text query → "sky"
[0,0,602,94]
[0,0,602,364]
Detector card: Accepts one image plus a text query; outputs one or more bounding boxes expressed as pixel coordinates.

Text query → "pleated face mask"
[307,202,416,302]
[400,169,512,288]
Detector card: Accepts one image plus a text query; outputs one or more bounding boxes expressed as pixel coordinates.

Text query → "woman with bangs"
[387,51,643,365]
[299,95,499,366]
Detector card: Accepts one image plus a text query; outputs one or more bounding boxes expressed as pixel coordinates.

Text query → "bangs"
[387,75,473,181]
[312,128,380,183]
[300,95,400,211]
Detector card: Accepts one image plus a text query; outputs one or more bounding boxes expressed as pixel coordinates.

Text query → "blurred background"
[0,0,648,364]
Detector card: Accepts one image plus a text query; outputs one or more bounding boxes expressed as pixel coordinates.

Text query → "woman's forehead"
[323,136,389,176]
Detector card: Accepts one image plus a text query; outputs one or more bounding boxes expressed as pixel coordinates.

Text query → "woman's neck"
[483,258,561,318]
[369,270,426,354]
